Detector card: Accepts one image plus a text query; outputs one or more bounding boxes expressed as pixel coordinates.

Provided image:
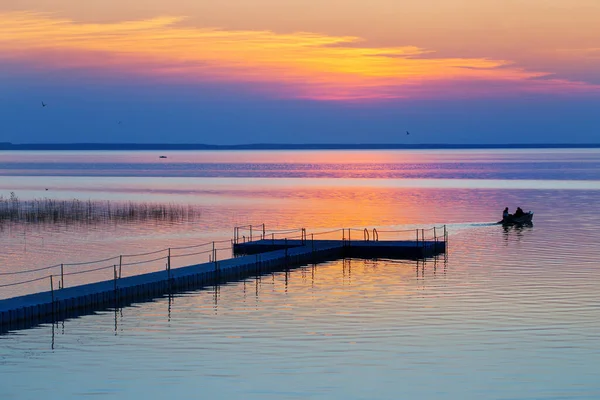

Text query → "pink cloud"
[1,11,599,101]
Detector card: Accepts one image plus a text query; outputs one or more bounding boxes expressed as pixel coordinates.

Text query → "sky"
[1,0,599,144]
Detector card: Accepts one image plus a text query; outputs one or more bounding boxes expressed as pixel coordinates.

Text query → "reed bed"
[0,193,200,224]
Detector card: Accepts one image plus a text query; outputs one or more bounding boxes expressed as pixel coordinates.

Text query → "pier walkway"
[1,225,446,332]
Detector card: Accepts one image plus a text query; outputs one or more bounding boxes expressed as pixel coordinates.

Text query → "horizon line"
[1,142,600,151]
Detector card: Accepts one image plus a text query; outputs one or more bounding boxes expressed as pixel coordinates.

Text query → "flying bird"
[406,131,410,135]
[41,101,47,107]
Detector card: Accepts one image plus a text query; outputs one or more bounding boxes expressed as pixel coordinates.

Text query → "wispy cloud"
[1,11,598,100]
[553,47,600,59]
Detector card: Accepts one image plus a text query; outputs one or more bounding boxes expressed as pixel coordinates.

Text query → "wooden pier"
[0,225,446,333]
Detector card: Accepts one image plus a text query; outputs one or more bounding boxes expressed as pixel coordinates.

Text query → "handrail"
[374,228,418,233]
[121,248,168,257]
[121,255,169,267]
[234,225,446,243]
[0,263,60,276]
[233,224,266,244]
[0,275,50,288]
[63,264,115,276]
[169,241,212,251]
[171,248,213,258]
[63,255,120,267]
[264,228,302,234]
[0,238,235,292]
[2,223,447,295]
[310,228,344,236]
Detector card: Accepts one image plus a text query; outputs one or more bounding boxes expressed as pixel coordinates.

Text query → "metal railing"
[234,224,448,246]
[2,224,447,297]
[0,238,234,296]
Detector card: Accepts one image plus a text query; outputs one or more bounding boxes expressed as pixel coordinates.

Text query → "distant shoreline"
[1,143,600,151]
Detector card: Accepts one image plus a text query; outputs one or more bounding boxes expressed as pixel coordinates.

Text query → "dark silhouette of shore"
[1,142,599,151]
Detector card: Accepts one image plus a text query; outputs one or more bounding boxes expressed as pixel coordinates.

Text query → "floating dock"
[234,239,445,259]
[0,225,446,333]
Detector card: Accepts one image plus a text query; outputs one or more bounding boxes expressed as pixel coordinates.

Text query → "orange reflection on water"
[0,182,484,298]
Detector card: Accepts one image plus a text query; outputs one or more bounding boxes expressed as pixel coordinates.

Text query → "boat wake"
[375,221,499,234]
[458,222,500,227]
[438,222,501,233]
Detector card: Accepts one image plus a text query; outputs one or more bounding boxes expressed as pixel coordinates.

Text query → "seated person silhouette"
[514,207,525,217]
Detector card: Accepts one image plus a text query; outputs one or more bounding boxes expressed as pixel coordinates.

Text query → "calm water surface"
[1,149,600,399]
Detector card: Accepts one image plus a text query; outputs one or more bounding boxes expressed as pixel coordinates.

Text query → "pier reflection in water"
[37,255,448,348]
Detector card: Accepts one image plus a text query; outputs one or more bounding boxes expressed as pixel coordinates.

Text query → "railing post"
[421,229,425,247]
[60,263,64,289]
[262,223,266,240]
[311,233,314,254]
[167,248,171,277]
[250,225,253,241]
[416,229,419,245]
[434,227,437,243]
[272,233,274,243]
[213,241,219,276]
[50,275,54,317]
[119,255,122,278]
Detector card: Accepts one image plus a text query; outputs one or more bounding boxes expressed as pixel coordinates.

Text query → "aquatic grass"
[0,193,200,224]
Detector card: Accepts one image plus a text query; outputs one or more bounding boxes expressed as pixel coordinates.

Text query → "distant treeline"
[0,193,200,224]
[1,142,600,150]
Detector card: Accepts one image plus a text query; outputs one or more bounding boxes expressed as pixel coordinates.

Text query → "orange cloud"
[1,11,598,100]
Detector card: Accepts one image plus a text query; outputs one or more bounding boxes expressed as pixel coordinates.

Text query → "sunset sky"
[1,1,599,144]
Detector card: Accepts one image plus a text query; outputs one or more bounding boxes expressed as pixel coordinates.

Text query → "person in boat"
[514,207,525,217]
[503,207,510,219]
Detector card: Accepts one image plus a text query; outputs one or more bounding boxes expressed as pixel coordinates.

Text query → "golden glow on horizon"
[1,11,599,100]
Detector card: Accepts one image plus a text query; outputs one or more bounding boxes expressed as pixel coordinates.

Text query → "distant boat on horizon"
[159,155,167,159]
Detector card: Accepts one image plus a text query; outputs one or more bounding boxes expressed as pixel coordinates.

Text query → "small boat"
[159,155,167,159]
[499,212,534,226]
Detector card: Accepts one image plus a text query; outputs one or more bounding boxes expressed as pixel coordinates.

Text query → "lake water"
[1,149,600,399]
